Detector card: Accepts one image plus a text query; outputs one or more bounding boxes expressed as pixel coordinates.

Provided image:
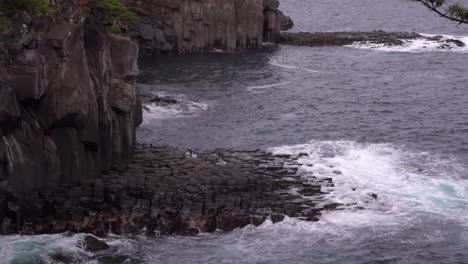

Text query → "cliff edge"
[0,2,142,204]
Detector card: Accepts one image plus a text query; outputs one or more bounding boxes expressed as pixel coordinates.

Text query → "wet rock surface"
[280,11,295,31]
[149,95,178,106]
[0,145,336,236]
[280,30,466,48]
[81,236,111,252]
[280,31,422,47]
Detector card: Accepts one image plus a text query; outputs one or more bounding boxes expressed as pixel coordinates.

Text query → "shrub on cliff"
[92,0,137,34]
[95,0,136,21]
[0,0,56,17]
[0,0,56,32]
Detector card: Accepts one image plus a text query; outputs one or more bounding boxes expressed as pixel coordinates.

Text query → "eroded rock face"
[0,6,142,212]
[124,0,282,54]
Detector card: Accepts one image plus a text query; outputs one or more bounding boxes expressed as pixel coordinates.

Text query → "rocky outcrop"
[280,31,422,47]
[279,11,294,31]
[0,3,142,216]
[81,235,110,252]
[280,30,466,48]
[0,145,337,235]
[124,0,282,54]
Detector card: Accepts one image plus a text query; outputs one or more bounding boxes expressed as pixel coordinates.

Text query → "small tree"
[415,0,468,24]
[93,0,137,33]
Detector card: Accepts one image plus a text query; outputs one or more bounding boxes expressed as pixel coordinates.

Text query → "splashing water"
[270,140,468,225]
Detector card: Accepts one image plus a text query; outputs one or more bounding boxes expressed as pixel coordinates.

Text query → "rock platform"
[0,145,337,236]
[280,31,466,48]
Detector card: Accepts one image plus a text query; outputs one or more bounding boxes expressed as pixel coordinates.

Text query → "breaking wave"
[347,34,468,53]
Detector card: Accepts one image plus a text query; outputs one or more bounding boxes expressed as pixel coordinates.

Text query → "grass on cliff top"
[0,0,56,32]
[0,0,56,17]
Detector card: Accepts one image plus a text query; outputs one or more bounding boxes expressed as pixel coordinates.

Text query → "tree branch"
[414,0,468,24]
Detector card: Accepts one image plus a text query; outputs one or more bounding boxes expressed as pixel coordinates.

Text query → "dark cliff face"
[0,7,142,199]
[124,0,282,54]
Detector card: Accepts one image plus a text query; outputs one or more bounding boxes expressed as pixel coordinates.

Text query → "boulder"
[82,236,110,252]
[279,11,294,30]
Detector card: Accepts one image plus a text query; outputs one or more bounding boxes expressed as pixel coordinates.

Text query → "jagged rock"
[280,30,467,49]
[279,11,294,31]
[150,95,178,106]
[445,39,465,47]
[81,236,110,252]
[281,31,422,47]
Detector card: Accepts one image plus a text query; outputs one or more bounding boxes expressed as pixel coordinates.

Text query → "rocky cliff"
[0,2,142,209]
[0,0,286,234]
[124,0,282,54]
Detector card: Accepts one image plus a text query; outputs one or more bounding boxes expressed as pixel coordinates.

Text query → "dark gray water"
[2,0,468,263]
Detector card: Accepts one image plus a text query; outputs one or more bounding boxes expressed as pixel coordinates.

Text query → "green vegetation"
[0,0,56,17]
[416,0,468,24]
[95,0,137,22]
[0,0,56,32]
[107,24,122,34]
[0,16,10,33]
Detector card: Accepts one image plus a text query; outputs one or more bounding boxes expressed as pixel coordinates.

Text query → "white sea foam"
[270,140,468,226]
[347,34,468,53]
[246,82,293,91]
[142,98,209,122]
[0,233,95,263]
[268,60,319,73]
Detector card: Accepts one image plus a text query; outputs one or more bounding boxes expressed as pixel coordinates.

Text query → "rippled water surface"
[2,0,468,263]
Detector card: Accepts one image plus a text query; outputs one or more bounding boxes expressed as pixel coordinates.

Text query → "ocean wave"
[269,140,468,226]
[246,82,293,91]
[142,98,209,122]
[268,60,319,73]
[347,34,468,53]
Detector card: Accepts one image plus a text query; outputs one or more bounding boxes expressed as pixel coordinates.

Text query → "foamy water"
[268,60,319,72]
[141,99,209,122]
[270,141,468,225]
[347,34,468,53]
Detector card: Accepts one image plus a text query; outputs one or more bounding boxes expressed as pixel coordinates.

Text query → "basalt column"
[124,0,281,54]
[263,0,281,43]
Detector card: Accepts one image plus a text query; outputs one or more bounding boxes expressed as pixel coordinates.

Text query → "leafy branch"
[414,0,468,24]
[94,0,137,22]
[91,0,137,34]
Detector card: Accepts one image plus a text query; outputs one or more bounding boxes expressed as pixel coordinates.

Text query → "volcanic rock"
[280,11,295,30]
[81,236,110,252]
